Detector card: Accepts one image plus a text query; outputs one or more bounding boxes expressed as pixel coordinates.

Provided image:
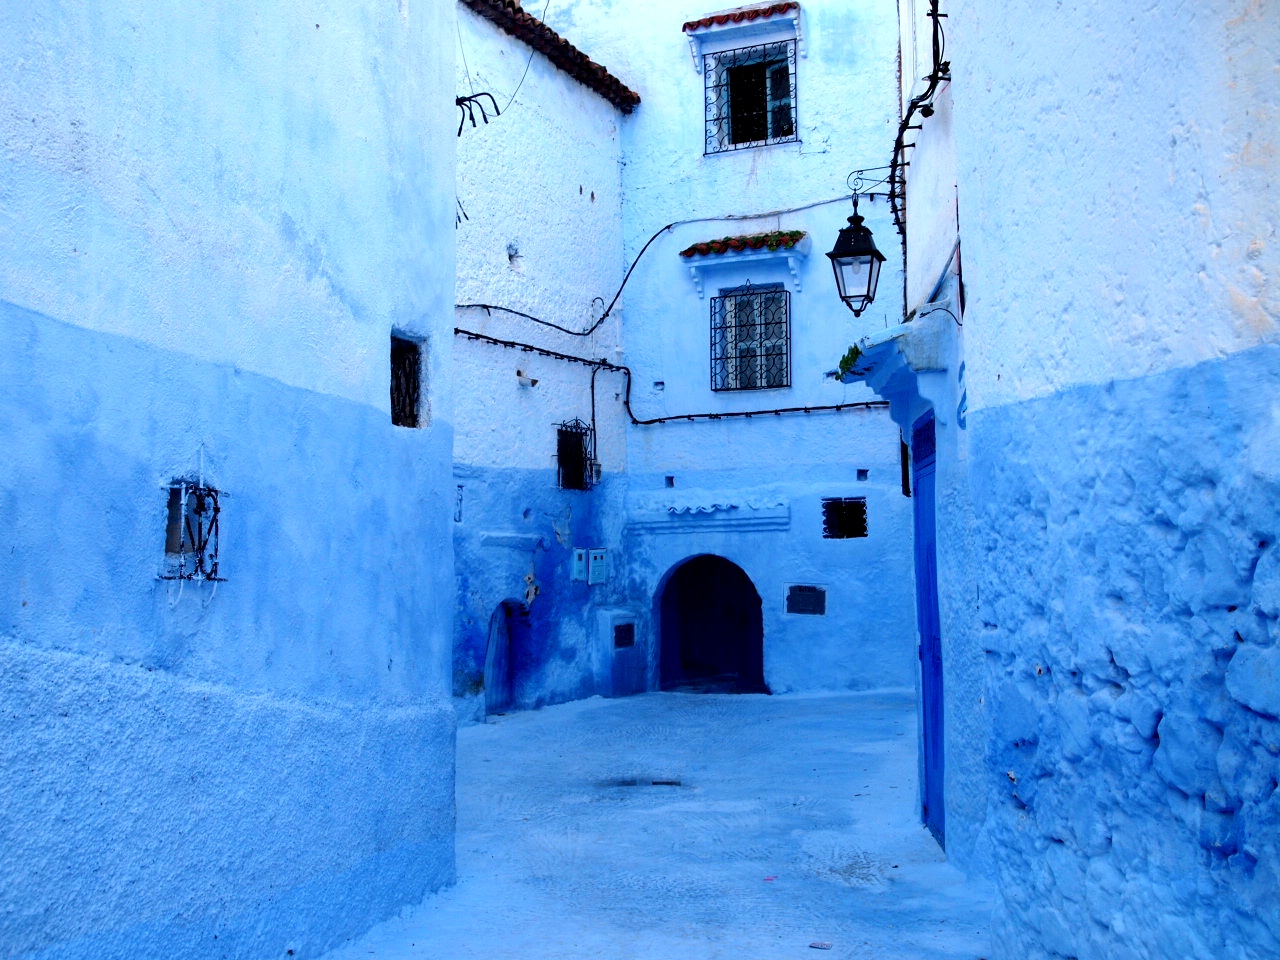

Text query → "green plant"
[837,344,863,378]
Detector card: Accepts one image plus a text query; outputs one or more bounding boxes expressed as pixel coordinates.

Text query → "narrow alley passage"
[321,692,993,960]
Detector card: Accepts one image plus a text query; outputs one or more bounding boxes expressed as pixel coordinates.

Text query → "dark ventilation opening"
[613,622,636,648]
[391,335,422,427]
[659,555,767,694]
[822,497,868,539]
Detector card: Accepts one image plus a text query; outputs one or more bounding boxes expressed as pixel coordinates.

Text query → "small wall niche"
[786,584,826,615]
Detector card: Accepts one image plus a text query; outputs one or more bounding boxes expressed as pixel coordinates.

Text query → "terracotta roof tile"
[679,230,807,258]
[460,0,640,114]
[682,2,799,34]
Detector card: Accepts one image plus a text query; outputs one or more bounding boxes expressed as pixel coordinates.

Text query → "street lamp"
[826,196,885,317]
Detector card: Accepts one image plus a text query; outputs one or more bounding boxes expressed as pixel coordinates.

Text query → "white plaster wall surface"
[901,85,958,313]
[0,1,455,411]
[951,0,1279,410]
[1,3,459,956]
[454,3,625,472]
[534,0,918,695]
[452,6,632,711]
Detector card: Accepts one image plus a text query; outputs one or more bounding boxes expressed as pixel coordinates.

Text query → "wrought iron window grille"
[162,481,224,581]
[702,40,797,154]
[391,335,423,427]
[556,419,597,491]
[822,497,868,539]
[710,282,790,391]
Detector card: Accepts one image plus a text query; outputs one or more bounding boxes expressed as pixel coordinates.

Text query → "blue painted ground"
[320,691,994,959]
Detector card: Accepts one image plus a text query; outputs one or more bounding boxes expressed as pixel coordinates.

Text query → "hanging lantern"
[826,199,885,316]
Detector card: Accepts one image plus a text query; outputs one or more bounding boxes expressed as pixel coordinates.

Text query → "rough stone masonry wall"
[973,344,1280,960]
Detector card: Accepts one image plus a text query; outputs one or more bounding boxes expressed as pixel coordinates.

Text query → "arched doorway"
[659,555,767,693]
[484,600,529,715]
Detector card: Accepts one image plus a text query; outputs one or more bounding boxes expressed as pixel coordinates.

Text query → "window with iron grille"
[822,497,868,539]
[711,283,790,391]
[391,335,423,427]
[703,40,797,154]
[556,419,596,490]
[162,480,224,581]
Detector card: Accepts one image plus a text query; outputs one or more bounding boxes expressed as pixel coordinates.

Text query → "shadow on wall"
[659,555,768,694]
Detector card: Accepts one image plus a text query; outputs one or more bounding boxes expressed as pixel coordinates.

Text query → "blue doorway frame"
[912,413,945,846]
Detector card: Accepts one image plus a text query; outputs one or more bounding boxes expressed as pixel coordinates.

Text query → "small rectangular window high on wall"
[391,335,423,427]
[556,419,596,490]
[822,497,868,539]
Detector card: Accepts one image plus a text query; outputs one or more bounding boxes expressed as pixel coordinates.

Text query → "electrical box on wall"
[588,548,608,585]
[572,548,588,581]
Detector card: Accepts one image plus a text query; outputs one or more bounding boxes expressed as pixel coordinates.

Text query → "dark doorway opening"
[659,555,767,694]
[912,413,945,846]
[484,600,530,715]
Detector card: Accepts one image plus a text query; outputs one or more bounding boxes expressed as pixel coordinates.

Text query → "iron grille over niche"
[711,283,790,391]
[556,419,596,490]
[703,39,797,154]
[822,497,868,539]
[162,480,224,581]
[391,335,423,427]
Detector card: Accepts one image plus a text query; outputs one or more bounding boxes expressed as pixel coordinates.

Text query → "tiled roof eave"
[460,0,640,114]
[679,230,809,258]
[682,2,800,34]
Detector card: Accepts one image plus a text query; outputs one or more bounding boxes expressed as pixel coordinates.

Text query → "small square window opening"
[391,335,423,428]
[822,497,868,539]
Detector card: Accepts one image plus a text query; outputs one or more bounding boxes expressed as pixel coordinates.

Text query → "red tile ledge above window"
[680,232,811,298]
[680,230,807,258]
[681,2,804,73]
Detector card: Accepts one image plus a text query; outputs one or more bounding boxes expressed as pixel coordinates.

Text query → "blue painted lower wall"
[452,463,619,713]
[1,304,456,958]
[971,343,1280,959]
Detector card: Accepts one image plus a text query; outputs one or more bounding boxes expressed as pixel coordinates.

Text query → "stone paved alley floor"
[321,691,994,960]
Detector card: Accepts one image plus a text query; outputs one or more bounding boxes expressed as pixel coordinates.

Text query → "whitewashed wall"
[0,2,457,956]
[452,5,632,713]
[543,0,920,694]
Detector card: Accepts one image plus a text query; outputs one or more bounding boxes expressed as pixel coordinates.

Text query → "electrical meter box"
[571,548,588,582]
[587,548,608,585]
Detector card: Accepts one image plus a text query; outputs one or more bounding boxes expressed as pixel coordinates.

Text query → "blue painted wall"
[0,2,458,956]
[1,307,457,959]
[453,464,621,712]
[975,344,1280,958]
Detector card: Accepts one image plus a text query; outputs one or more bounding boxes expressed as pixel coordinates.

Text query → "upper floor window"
[703,40,797,154]
[710,282,790,390]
